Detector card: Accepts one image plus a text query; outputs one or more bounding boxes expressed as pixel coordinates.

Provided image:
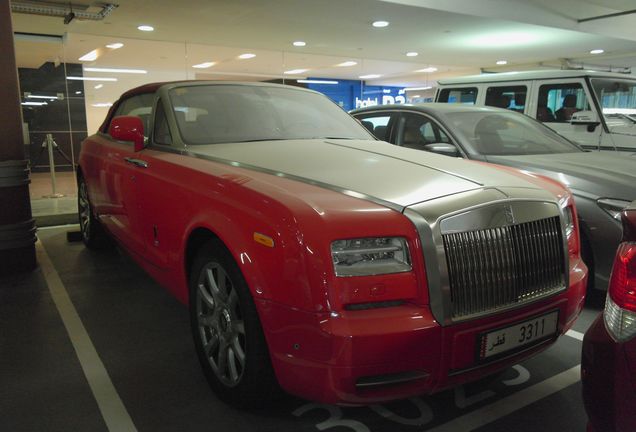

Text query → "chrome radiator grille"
[442,216,565,320]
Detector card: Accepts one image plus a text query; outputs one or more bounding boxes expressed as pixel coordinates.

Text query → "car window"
[110,93,155,140]
[355,114,391,140]
[437,87,478,105]
[397,113,452,150]
[153,101,173,146]
[537,83,590,123]
[169,85,372,145]
[485,85,527,112]
[446,111,580,155]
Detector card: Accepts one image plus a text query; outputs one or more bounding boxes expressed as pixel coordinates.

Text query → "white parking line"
[427,365,581,432]
[37,240,137,432]
[565,330,585,341]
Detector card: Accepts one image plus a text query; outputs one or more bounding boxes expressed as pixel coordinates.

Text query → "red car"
[582,201,636,431]
[78,81,586,406]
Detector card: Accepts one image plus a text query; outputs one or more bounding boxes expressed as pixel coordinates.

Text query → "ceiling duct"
[11,1,118,21]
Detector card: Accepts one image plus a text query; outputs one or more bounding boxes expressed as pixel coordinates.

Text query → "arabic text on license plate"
[480,311,559,359]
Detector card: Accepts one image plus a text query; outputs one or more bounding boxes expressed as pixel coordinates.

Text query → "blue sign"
[303,78,405,111]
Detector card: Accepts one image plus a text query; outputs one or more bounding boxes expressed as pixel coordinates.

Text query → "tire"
[189,239,281,407]
[78,175,110,249]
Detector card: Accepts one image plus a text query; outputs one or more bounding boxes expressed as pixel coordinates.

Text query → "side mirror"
[109,116,145,152]
[423,142,460,157]
[570,110,600,132]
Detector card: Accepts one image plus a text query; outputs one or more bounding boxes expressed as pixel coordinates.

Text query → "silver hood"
[190,139,555,209]
[486,151,636,200]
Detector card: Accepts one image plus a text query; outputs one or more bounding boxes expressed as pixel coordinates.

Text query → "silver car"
[351,103,636,291]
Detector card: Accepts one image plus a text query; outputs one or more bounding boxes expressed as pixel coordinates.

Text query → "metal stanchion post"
[44,133,64,198]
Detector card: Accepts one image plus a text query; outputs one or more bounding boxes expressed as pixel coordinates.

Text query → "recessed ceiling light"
[372,20,389,28]
[192,62,216,69]
[75,91,82,95]
[21,101,48,106]
[66,76,118,82]
[106,42,124,49]
[337,61,357,67]
[590,49,604,54]
[293,41,306,47]
[359,74,381,79]
[26,95,58,99]
[92,103,113,108]
[406,52,418,57]
[78,50,98,62]
[238,53,256,59]
[137,25,154,32]
[496,60,508,65]
[84,67,147,74]
[284,69,308,74]
[94,84,103,89]
[416,67,438,73]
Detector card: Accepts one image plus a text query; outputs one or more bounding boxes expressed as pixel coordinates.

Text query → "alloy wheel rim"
[196,262,246,387]
[78,181,90,240]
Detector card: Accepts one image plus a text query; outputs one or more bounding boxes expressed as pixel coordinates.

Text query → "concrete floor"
[0,226,604,432]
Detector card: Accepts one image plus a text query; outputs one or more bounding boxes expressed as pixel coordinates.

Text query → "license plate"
[479,310,559,360]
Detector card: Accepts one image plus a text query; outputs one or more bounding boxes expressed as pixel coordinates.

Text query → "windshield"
[445,111,581,156]
[591,78,636,125]
[168,84,373,145]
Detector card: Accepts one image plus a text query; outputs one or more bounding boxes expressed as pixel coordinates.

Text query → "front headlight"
[598,198,631,221]
[331,237,411,277]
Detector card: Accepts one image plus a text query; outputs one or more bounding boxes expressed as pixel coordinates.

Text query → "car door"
[100,93,155,255]
[533,79,602,149]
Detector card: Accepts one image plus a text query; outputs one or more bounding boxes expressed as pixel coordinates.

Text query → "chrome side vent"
[442,216,565,320]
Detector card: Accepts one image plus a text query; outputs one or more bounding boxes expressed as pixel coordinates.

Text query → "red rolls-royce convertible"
[78,81,587,406]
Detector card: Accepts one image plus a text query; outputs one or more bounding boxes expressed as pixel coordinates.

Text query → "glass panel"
[590,78,636,127]
[438,87,478,104]
[15,33,77,222]
[485,85,527,112]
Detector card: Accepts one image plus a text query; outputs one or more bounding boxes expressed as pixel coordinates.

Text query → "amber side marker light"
[254,232,275,248]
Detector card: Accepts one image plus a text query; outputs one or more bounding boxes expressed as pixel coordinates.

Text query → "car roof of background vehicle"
[437,69,636,85]
[349,102,512,116]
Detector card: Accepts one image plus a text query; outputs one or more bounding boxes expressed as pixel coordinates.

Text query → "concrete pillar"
[0,0,37,275]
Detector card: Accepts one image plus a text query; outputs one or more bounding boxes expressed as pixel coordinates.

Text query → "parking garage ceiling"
[10,0,636,86]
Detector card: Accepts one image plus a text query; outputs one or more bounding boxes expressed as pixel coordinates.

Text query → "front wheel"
[189,240,281,407]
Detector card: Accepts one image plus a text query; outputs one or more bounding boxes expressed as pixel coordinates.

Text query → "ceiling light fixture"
[416,67,437,73]
[297,79,339,85]
[337,61,357,67]
[590,49,604,54]
[21,101,48,106]
[106,42,124,49]
[284,69,308,74]
[406,86,432,91]
[359,74,381,79]
[372,20,389,28]
[75,91,82,95]
[406,52,418,57]
[26,95,58,99]
[496,60,508,65]
[293,41,306,47]
[66,76,118,82]
[137,25,154,31]
[92,103,113,107]
[192,62,216,69]
[94,84,103,89]
[238,53,256,59]
[411,94,421,98]
[84,67,147,74]
[78,50,98,62]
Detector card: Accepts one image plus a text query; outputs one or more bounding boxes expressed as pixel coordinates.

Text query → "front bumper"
[257,259,587,405]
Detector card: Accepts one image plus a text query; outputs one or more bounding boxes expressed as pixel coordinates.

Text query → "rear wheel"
[189,240,280,407]
[78,175,110,249]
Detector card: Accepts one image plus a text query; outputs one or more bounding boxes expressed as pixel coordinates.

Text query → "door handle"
[124,157,148,168]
